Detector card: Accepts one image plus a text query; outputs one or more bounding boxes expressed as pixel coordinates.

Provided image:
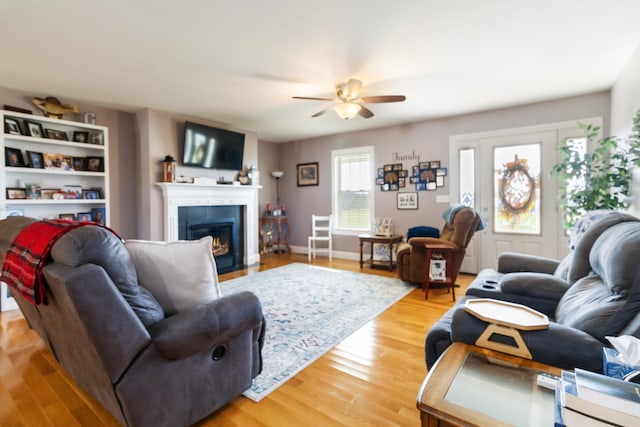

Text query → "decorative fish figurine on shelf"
[32,96,79,119]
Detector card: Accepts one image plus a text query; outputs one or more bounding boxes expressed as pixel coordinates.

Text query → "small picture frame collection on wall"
[376,163,409,191]
[376,160,448,193]
[411,161,447,191]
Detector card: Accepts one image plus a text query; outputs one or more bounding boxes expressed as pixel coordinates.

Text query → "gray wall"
[5,43,640,249]
[134,109,259,240]
[610,45,640,217]
[611,44,640,136]
[274,91,612,256]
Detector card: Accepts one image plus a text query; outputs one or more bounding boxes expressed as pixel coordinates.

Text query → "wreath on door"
[498,156,535,220]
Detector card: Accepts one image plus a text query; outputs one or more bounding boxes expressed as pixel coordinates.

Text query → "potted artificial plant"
[551,109,640,231]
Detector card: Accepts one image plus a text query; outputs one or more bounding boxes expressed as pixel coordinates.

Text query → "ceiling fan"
[292,79,406,120]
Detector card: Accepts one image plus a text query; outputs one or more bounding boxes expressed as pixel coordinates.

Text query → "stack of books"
[555,368,640,426]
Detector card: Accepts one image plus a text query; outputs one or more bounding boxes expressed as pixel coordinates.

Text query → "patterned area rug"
[219,262,414,401]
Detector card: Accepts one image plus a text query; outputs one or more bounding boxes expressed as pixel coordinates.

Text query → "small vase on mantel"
[247,165,259,186]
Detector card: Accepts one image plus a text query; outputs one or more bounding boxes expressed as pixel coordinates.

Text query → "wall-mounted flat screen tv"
[182,121,245,170]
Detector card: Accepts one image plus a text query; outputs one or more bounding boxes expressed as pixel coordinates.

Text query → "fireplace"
[178,205,244,274]
[158,183,261,268]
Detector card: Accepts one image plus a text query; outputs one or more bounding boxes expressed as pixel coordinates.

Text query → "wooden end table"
[416,343,560,427]
[259,215,290,254]
[358,233,403,271]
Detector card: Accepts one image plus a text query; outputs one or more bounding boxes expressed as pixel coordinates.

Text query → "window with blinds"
[332,146,374,233]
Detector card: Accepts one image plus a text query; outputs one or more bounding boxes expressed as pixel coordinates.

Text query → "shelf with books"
[556,370,640,426]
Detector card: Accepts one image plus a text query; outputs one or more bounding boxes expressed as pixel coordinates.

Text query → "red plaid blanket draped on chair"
[0,220,96,305]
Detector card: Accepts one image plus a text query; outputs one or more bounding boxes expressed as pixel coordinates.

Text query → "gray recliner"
[0,217,265,427]
[425,212,640,372]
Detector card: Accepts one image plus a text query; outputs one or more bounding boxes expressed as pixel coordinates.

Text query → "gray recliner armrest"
[450,307,605,372]
[149,291,263,360]
[500,273,569,301]
[498,252,559,274]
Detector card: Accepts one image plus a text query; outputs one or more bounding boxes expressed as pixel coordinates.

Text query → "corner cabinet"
[1,110,110,224]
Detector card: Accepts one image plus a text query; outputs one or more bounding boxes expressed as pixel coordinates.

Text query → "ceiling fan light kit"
[334,102,362,120]
[293,78,406,120]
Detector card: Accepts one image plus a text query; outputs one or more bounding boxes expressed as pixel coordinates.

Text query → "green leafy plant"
[551,109,640,230]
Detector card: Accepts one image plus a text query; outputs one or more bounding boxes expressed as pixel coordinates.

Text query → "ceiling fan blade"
[358,105,374,119]
[360,95,406,103]
[293,96,335,101]
[311,105,334,118]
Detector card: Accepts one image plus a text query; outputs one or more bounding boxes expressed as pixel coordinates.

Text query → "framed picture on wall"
[296,162,319,186]
[397,192,418,210]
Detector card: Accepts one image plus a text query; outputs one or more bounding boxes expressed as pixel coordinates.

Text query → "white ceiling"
[1,1,640,143]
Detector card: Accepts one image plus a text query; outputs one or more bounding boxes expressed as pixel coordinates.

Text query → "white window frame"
[331,146,375,235]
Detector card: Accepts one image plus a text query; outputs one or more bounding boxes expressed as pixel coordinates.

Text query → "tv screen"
[182,121,245,170]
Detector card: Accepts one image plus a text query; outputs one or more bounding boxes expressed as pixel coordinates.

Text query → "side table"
[423,243,455,301]
[416,343,560,427]
[358,233,403,271]
[259,215,290,254]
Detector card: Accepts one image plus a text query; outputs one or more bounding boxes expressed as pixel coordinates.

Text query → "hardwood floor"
[0,253,472,426]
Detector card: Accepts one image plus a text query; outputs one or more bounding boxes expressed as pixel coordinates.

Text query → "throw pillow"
[125,237,221,315]
[407,225,440,240]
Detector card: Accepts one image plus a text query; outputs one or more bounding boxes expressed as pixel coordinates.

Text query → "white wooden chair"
[308,214,332,261]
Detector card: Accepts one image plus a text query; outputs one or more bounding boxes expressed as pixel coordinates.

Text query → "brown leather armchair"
[396,206,481,285]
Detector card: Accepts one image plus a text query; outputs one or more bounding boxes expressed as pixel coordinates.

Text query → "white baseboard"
[289,245,360,261]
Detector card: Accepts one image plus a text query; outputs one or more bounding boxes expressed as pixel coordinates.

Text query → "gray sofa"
[0,217,265,427]
[425,212,640,372]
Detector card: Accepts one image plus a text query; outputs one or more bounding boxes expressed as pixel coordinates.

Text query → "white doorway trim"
[449,117,603,272]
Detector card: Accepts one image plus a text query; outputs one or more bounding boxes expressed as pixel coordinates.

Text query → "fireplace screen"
[189,222,233,259]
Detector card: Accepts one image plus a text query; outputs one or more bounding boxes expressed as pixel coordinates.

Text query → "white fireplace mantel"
[157,183,261,266]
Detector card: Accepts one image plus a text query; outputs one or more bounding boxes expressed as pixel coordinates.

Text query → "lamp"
[271,171,284,206]
[334,102,362,120]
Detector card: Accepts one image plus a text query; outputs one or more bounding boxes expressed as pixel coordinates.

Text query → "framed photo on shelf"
[58,213,76,220]
[82,189,100,199]
[25,183,41,200]
[4,118,22,135]
[6,188,26,199]
[86,156,104,172]
[25,121,45,138]
[43,153,73,170]
[45,129,68,140]
[397,192,418,210]
[73,131,89,143]
[72,157,87,171]
[77,212,92,222]
[5,147,25,167]
[62,185,82,200]
[88,132,103,145]
[26,151,44,169]
[91,207,106,225]
[40,188,59,200]
[296,162,318,186]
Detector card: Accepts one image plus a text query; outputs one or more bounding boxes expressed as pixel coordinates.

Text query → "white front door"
[450,119,603,272]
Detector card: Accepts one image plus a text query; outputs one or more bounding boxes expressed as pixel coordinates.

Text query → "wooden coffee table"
[358,233,403,271]
[416,343,561,427]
